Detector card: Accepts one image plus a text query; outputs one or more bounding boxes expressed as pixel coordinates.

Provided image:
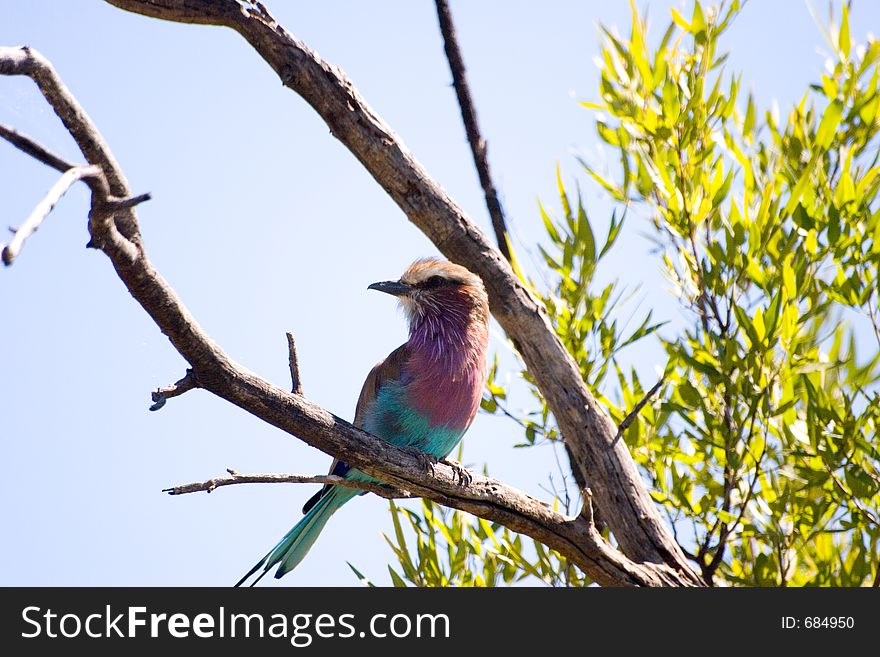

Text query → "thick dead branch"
[164,470,410,499]
[2,165,99,266]
[0,43,697,587]
[100,0,700,584]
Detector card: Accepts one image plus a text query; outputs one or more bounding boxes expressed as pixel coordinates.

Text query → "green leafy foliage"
[361,1,880,587]
[379,499,588,587]
[569,0,880,585]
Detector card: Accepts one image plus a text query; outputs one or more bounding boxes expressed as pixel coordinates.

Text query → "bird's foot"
[440,458,472,487]
[405,447,439,476]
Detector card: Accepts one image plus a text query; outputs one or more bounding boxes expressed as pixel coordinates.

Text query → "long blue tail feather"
[235,485,358,586]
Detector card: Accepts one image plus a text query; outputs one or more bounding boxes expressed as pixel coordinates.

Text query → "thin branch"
[164,470,411,499]
[434,0,511,261]
[0,122,76,173]
[611,375,665,447]
[150,369,200,411]
[2,165,100,266]
[286,332,303,395]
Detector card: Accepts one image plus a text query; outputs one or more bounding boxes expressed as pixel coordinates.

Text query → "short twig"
[286,332,303,395]
[2,165,101,266]
[105,192,152,211]
[611,375,665,448]
[163,469,411,499]
[0,122,76,173]
[150,369,200,411]
[579,487,595,527]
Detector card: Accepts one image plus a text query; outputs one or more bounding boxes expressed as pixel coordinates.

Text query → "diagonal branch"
[100,0,701,583]
[0,122,76,173]
[434,0,511,261]
[1,43,696,587]
[612,375,666,448]
[2,165,100,266]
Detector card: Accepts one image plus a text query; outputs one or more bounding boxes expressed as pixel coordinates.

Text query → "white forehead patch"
[404,262,448,283]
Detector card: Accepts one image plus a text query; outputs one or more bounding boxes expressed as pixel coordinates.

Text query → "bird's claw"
[440,458,472,487]
[406,447,439,476]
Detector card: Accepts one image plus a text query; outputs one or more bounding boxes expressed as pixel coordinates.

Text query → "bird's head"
[368,257,489,328]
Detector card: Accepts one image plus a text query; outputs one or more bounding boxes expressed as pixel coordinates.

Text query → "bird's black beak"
[367,280,412,297]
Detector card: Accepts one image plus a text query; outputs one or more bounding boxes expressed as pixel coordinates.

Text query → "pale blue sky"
[1,1,876,586]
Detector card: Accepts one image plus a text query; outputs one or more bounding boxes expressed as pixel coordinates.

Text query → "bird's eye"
[423,275,446,289]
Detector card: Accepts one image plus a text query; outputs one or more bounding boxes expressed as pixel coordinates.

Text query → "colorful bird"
[236,257,490,585]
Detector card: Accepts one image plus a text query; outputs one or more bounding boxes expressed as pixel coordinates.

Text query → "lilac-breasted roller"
[236,258,490,585]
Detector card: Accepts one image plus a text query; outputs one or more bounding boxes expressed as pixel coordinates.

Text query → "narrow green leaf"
[388,501,418,583]
[712,169,733,206]
[691,2,707,37]
[556,164,572,222]
[599,208,627,259]
[579,159,626,201]
[670,7,691,31]
[743,93,756,138]
[346,562,376,587]
[388,566,408,588]
[576,192,596,266]
[815,99,843,149]
[733,303,759,347]
[784,167,814,217]
[839,3,851,58]
[782,259,797,298]
[538,199,561,245]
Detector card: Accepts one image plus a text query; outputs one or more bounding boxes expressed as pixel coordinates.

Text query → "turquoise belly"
[364,382,465,459]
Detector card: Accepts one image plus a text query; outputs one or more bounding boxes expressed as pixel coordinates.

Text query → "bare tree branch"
[2,165,99,266]
[1,43,698,587]
[150,369,201,411]
[98,0,700,584]
[0,45,141,244]
[0,122,76,173]
[286,332,303,395]
[164,470,411,499]
[434,0,511,261]
[433,0,596,506]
